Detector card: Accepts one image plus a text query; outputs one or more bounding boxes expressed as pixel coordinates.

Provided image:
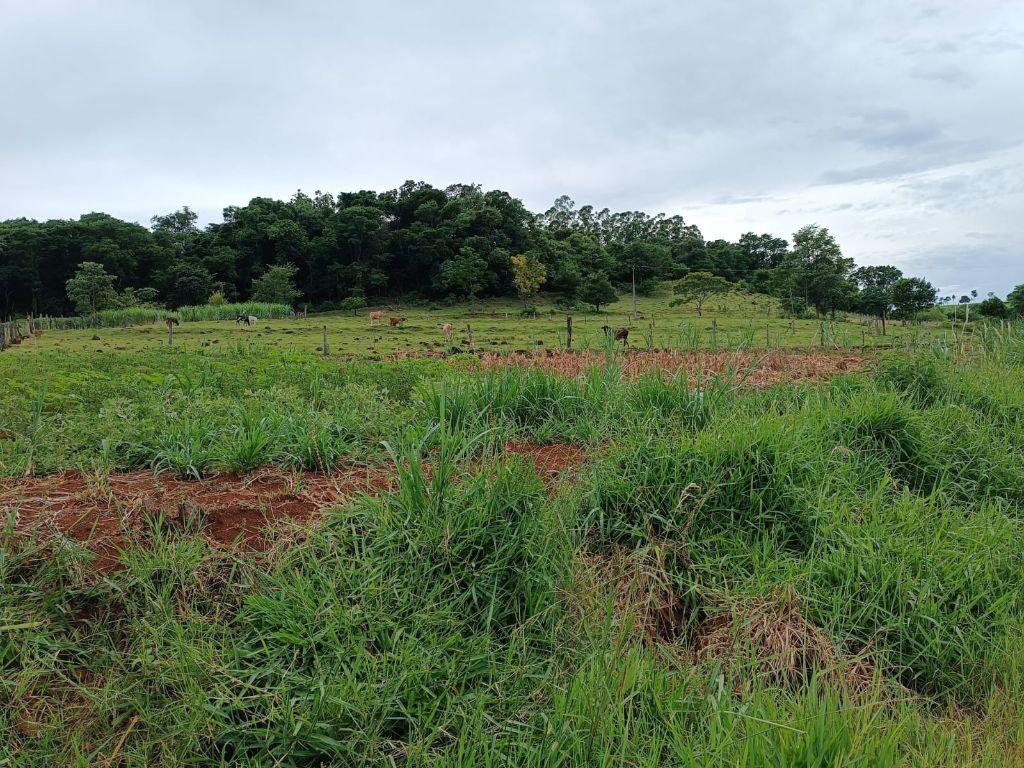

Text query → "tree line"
[1,180,1020,322]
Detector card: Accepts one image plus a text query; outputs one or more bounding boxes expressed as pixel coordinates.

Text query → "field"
[4,289,953,358]
[3,303,1024,765]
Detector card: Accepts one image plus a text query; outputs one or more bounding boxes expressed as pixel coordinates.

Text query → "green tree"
[435,247,488,299]
[669,271,732,316]
[978,296,1008,318]
[853,264,903,335]
[892,277,937,322]
[1007,284,1024,317]
[339,295,367,316]
[252,262,301,306]
[738,232,788,272]
[789,225,855,319]
[164,262,214,308]
[578,271,617,312]
[510,252,547,306]
[65,261,117,319]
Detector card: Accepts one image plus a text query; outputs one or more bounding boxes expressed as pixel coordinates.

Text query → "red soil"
[506,441,588,480]
[1,443,586,570]
[1,464,393,570]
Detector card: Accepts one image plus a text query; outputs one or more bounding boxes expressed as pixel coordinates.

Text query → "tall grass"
[41,302,293,329]
[4,338,1024,764]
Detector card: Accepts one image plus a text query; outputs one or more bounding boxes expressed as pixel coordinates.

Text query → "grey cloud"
[1,0,1023,295]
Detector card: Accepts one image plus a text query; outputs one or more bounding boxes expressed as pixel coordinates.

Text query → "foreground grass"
[3,333,1024,765]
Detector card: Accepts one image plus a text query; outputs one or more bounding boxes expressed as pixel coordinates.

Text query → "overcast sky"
[2,0,1022,297]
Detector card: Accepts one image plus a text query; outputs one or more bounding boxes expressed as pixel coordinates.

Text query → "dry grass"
[694,589,875,693]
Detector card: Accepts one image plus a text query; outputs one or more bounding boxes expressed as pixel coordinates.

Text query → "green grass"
[2,319,1024,765]
[9,288,955,358]
[37,302,294,330]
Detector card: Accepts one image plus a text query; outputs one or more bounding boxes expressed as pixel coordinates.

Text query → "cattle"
[601,325,629,347]
[389,316,407,327]
[442,322,454,344]
[290,309,307,320]
[369,310,387,326]
[236,315,258,326]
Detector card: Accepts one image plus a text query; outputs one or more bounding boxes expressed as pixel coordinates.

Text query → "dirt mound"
[475,349,866,385]
[1,464,393,570]
[577,555,873,692]
[577,548,691,645]
[694,589,874,691]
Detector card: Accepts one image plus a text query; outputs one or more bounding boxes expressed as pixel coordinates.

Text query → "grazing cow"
[602,325,629,348]
[369,310,387,326]
[389,316,407,327]
[290,309,307,320]
[236,315,258,326]
[442,322,454,344]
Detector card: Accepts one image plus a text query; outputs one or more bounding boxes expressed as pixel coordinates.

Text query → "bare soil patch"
[1,443,586,569]
[505,441,588,480]
[474,349,867,385]
[1,464,393,569]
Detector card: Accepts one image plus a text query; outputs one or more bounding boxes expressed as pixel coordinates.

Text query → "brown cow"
[601,325,629,347]
[442,322,454,343]
[389,316,407,327]
[369,310,387,326]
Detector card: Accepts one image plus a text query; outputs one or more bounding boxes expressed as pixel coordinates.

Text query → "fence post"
[167,322,174,345]
[765,323,770,349]
[711,319,718,350]
[322,325,329,356]
[566,314,573,349]
[467,323,474,352]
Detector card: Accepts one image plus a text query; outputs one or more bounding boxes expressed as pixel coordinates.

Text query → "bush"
[978,296,1009,318]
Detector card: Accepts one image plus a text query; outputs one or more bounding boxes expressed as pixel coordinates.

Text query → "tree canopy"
[0,181,966,320]
[669,271,733,316]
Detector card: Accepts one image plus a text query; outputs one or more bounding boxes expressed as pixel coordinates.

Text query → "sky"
[1,0,1022,297]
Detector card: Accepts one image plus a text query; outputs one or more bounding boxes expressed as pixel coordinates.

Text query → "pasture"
[2,308,1024,766]
[4,289,942,358]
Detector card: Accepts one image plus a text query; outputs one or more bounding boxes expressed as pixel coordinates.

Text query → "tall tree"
[1007,284,1024,317]
[853,264,903,335]
[251,262,302,306]
[510,253,546,306]
[66,262,117,320]
[578,271,617,312]
[892,277,937,322]
[783,225,856,318]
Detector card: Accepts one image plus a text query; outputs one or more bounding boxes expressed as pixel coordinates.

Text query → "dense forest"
[1,179,1011,321]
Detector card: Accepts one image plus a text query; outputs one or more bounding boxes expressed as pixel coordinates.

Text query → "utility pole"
[631,267,637,321]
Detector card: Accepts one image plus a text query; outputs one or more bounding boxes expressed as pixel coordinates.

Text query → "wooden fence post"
[765,323,770,349]
[566,314,573,349]
[322,325,329,356]
[466,323,474,352]
[711,319,718,349]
